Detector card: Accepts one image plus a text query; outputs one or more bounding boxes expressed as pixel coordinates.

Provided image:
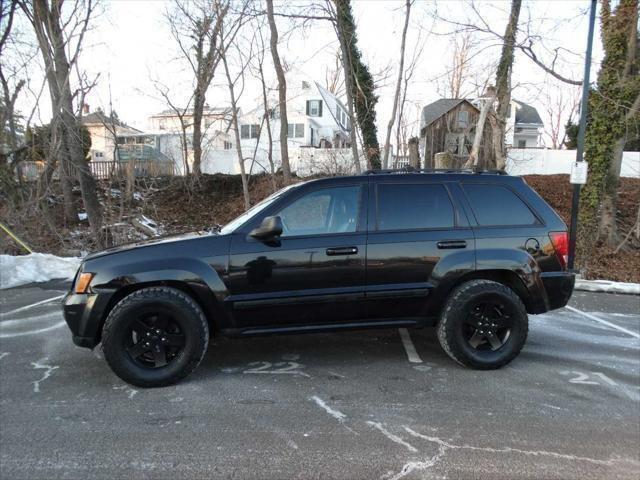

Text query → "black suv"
[63,170,575,387]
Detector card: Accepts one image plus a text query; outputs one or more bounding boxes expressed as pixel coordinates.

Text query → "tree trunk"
[259,68,277,192]
[466,94,495,168]
[222,51,250,210]
[408,137,420,169]
[334,0,380,170]
[192,90,204,178]
[382,0,411,169]
[335,18,361,173]
[492,0,522,169]
[266,0,291,183]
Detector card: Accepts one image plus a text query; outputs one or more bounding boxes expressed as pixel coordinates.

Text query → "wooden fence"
[17,159,176,182]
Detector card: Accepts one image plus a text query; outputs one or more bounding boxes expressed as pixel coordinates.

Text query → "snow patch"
[575,279,640,295]
[0,253,81,289]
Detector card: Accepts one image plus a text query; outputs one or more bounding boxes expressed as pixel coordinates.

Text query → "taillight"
[549,231,568,270]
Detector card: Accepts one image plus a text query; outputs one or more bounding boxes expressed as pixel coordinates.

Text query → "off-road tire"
[437,280,528,370]
[102,287,209,388]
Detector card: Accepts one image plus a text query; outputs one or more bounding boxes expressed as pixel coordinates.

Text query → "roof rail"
[362,166,507,175]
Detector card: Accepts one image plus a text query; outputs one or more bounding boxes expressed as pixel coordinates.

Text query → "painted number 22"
[560,370,617,386]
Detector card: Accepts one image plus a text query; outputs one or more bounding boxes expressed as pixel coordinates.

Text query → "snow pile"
[574,278,640,295]
[0,253,81,289]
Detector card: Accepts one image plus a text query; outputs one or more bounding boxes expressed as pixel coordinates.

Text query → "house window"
[306,100,323,117]
[287,123,304,138]
[159,119,166,130]
[223,141,232,150]
[240,124,260,139]
[518,139,526,148]
[204,117,213,129]
[457,111,469,128]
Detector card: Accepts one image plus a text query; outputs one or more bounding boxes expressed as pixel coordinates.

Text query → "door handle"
[437,240,467,249]
[326,246,358,256]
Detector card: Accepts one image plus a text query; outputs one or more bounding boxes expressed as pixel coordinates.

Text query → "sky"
[14,0,603,147]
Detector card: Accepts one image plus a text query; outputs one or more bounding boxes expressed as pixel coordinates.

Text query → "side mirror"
[249,216,283,241]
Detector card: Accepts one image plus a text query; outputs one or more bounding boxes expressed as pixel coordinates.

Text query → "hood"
[84,231,217,261]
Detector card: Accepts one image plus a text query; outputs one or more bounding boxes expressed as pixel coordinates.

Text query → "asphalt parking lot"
[1,283,639,480]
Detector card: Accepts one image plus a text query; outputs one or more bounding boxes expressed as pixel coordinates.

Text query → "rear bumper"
[62,289,116,349]
[540,272,575,311]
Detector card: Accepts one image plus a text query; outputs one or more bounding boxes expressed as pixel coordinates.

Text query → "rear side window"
[463,184,537,226]
[377,183,454,231]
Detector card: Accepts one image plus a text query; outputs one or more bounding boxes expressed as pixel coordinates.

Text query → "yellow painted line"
[0,222,33,254]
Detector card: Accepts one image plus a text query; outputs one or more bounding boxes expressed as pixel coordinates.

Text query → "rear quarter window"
[463,184,537,226]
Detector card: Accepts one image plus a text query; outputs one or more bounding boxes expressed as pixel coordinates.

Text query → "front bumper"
[62,289,115,349]
[541,272,575,311]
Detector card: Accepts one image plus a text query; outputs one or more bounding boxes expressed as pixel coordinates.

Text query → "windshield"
[219,182,303,234]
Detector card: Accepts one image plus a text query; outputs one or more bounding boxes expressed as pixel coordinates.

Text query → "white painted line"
[1,294,64,317]
[565,306,640,339]
[399,328,422,363]
[310,395,346,422]
[367,421,418,452]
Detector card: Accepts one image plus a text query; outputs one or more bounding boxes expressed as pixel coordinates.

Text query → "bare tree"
[251,18,277,191]
[20,0,103,243]
[265,0,291,183]
[324,49,345,97]
[540,82,580,149]
[220,11,252,209]
[491,0,522,170]
[382,0,412,169]
[0,0,25,177]
[167,0,231,179]
[151,79,194,177]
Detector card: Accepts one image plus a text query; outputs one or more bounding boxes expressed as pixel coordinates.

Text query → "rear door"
[365,178,475,320]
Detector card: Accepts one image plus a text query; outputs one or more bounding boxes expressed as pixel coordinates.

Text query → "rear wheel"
[437,280,528,369]
[102,287,209,387]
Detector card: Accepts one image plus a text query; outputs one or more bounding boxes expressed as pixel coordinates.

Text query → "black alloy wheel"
[463,301,513,352]
[126,312,186,368]
[102,287,209,388]
[437,280,528,370]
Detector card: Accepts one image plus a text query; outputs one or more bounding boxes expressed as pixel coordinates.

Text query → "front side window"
[276,186,360,237]
[463,184,537,226]
[377,183,454,231]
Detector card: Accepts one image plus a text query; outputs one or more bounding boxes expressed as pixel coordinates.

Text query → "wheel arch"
[429,268,540,318]
[97,280,223,344]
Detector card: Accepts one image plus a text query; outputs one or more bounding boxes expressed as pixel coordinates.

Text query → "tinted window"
[377,184,454,231]
[463,184,537,226]
[276,186,360,237]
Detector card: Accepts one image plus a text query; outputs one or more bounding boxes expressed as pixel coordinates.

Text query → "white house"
[230,75,352,175]
[80,105,141,162]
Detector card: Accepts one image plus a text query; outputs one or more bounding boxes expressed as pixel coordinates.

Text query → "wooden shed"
[419,99,495,169]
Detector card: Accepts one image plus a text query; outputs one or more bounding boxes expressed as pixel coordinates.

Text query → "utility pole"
[567,0,597,271]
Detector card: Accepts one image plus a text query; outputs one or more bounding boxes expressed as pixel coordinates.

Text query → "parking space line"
[1,295,64,317]
[565,306,640,339]
[399,328,422,363]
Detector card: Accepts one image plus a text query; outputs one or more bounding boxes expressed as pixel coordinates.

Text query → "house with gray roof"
[508,100,544,148]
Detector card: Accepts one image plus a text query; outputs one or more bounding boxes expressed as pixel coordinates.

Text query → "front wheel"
[437,280,528,370]
[102,287,209,387]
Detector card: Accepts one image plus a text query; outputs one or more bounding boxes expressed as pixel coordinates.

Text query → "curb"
[574,278,640,295]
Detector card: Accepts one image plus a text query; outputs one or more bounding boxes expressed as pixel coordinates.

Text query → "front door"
[226,181,368,329]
